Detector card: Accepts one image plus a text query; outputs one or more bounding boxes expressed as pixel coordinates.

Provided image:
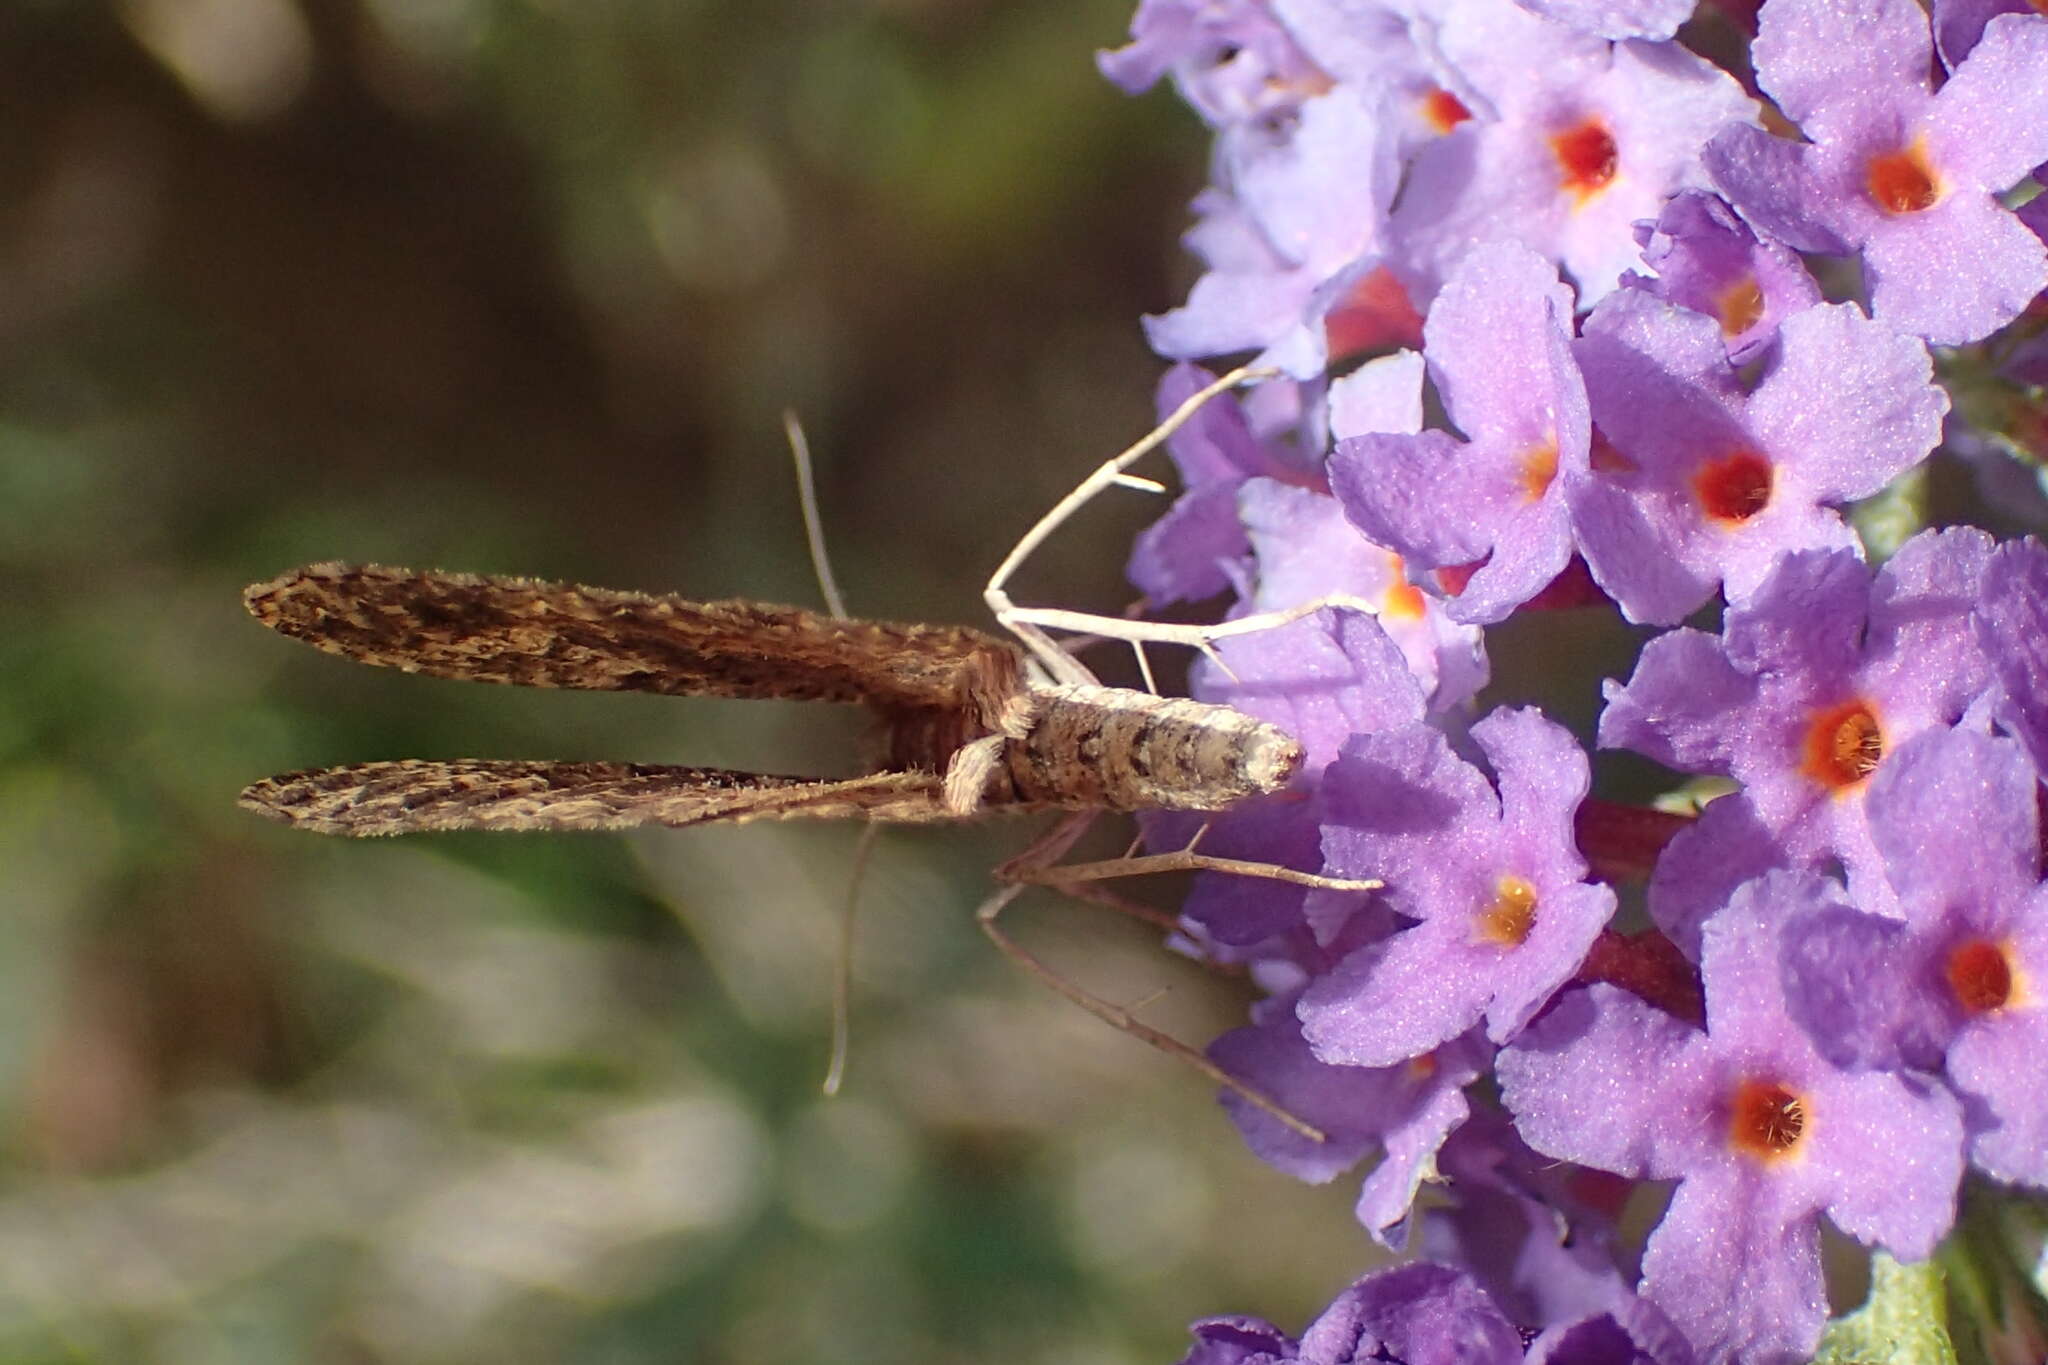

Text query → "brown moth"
[237,563,1303,835]
[238,367,1376,1138]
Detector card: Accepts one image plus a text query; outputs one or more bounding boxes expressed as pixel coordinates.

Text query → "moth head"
[1242,725,1303,795]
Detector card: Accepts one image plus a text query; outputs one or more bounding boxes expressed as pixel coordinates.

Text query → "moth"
[237,366,1374,1137]
[236,561,1304,836]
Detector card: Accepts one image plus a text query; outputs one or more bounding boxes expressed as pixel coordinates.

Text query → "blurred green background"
[0,3,1373,1361]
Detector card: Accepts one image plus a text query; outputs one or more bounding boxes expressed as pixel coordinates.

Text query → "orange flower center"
[1323,265,1424,362]
[1692,449,1773,523]
[1800,701,1883,792]
[1551,118,1618,204]
[1589,426,1636,474]
[1423,87,1472,134]
[1478,875,1538,947]
[1729,1078,1808,1159]
[1382,556,1427,621]
[1715,277,1766,338]
[1521,439,1561,501]
[1866,139,1942,214]
[1946,939,2017,1014]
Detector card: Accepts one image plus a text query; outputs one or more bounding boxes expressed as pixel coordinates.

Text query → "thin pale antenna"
[784,410,849,621]
[822,822,879,1096]
[785,408,863,1097]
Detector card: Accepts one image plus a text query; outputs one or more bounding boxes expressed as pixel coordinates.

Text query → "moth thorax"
[1006,684,1302,812]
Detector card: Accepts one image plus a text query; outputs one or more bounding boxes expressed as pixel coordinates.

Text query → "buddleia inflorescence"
[1099,0,2048,1360]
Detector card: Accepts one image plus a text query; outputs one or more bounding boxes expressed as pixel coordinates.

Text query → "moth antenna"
[784,409,850,620]
[786,407,858,1099]
[823,822,881,1097]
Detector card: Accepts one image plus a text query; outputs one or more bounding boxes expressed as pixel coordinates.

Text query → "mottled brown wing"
[238,760,965,837]
[244,563,1023,713]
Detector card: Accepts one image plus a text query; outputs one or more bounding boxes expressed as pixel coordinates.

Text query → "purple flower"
[1995,196,2048,387]
[1128,363,1321,606]
[1568,293,1946,624]
[1211,999,1487,1244]
[1242,479,1491,710]
[1528,1306,1699,1365]
[1600,529,1994,944]
[1099,0,1325,127]
[1166,606,1427,948]
[1975,536,2048,776]
[1141,189,1329,367]
[1179,1315,1299,1365]
[1499,874,1965,1365]
[1176,1262,1695,1365]
[1618,190,1822,364]
[1273,0,1489,151]
[1512,0,1699,40]
[1779,726,2048,1187]
[1301,708,1616,1065]
[1196,605,1429,776]
[1237,351,1488,708]
[1388,19,1755,307]
[1420,1112,1642,1326]
[1332,243,1592,624]
[1702,0,2048,345]
[1144,89,1402,376]
[1931,0,2044,66]
[1177,1263,1526,1365]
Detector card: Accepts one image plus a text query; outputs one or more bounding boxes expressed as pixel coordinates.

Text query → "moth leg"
[975,813,1328,1144]
[1041,849,1383,894]
[996,592,1387,680]
[988,812,1180,932]
[983,363,1276,685]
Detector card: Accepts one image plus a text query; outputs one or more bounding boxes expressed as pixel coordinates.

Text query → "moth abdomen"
[1005,684,1300,813]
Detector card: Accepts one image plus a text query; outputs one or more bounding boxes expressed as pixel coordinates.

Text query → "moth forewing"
[244,562,1024,719]
[239,564,1305,825]
[238,761,963,837]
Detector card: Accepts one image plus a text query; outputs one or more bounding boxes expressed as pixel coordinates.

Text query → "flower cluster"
[1099,0,2048,1360]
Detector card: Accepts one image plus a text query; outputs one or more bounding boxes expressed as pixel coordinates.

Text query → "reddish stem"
[1575,798,1691,883]
[1576,928,1704,1026]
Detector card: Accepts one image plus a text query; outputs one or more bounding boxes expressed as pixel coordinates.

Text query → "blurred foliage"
[0,2,1374,1362]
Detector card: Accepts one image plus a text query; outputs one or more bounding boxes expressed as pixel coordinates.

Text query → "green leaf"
[1812,1254,1957,1365]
